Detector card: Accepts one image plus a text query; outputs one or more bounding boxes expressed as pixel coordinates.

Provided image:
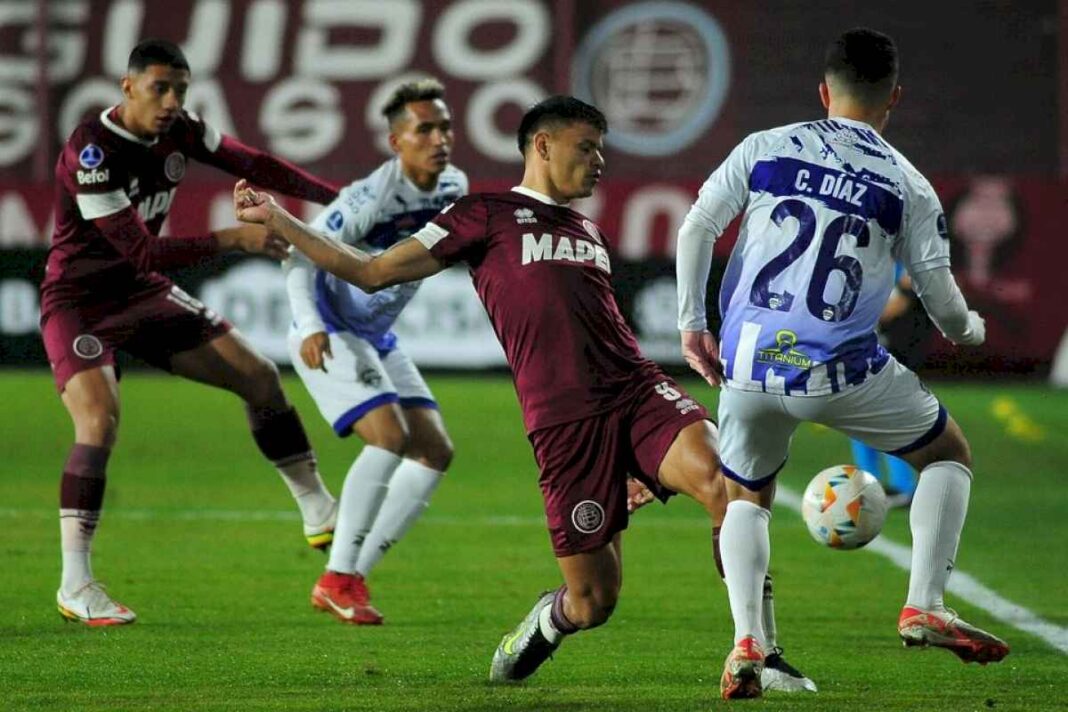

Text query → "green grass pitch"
[0,372,1065,711]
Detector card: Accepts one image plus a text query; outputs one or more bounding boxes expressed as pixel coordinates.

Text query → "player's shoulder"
[335,160,396,212]
[436,164,468,194]
[440,191,488,214]
[63,109,121,158]
[59,109,130,184]
[742,121,810,152]
[165,109,222,154]
[464,190,544,218]
[880,143,935,202]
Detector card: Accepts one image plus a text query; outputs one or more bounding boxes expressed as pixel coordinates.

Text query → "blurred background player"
[284,79,467,625]
[234,95,810,690]
[675,28,1009,699]
[42,39,340,626]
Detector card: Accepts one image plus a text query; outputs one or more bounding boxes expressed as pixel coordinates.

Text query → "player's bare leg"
[55,366,135,625]
[169,330,336,549]
[490,536,622,682]
[897,417,1008,663]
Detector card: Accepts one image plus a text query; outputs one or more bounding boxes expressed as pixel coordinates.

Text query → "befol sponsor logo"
[76,168,110,185]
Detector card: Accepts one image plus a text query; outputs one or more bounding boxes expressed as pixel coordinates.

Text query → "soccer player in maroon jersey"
[42,39,340,626]
[233,96,811,688]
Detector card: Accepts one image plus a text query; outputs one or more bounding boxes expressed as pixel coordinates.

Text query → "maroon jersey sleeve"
[60,128,132,221]
[93,210,219,272]
[179,111,338,205]
[413,195,490,266]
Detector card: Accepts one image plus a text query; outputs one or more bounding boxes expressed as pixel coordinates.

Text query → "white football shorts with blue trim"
[717,356,946,490]
[288,328,436,437]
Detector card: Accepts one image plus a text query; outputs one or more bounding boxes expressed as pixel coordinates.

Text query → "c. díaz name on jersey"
[521,232,611,274]
[750,156,902,235]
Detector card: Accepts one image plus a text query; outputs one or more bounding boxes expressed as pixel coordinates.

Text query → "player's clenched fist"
[233,179,277,225]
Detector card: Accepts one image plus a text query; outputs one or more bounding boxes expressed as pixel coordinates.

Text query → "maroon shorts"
[529,372,710,557]
[40,280,232,392]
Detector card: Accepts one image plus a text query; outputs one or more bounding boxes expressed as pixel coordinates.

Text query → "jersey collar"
[827,116,878,132]
[101,106,159,147]
[511,186,567,206]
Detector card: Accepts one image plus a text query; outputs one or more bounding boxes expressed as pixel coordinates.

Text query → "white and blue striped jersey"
[286,158,467,352]
[689,117,949,395]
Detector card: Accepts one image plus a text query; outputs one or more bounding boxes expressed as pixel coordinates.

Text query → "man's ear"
[534,131,551,161]
[818,81,831,110]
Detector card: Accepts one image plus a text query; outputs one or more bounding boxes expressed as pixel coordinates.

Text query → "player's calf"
[247,404,336,546]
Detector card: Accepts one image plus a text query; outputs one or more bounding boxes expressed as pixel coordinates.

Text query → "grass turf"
[0,372,1065,711]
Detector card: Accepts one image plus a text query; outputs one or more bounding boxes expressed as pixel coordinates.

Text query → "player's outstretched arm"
[205,134,339,205]
[234,180,445,292]
[212,225,290,261]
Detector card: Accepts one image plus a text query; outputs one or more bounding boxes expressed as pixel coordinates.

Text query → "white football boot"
[57,581,136,626]
[761,647,818,692]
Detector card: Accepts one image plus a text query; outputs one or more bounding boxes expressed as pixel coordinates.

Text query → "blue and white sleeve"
[676,136,755,331]
[284,177,380,340]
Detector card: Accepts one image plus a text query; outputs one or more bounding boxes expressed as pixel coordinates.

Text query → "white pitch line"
[4,496,1066,654]
[776,486,1068,655]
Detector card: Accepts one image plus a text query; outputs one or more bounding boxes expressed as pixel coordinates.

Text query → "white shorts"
[717,356,946,490]
[289,329,436,437]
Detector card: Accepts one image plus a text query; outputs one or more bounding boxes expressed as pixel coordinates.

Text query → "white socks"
[539,602,565,644]
[721,500,772,646]
[356,460,443,576]
[59,511,97,594]
[275,454,335,528]
[906,460,972,611]
[327,446,401,574]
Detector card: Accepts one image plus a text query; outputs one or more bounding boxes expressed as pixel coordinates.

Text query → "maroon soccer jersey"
[42,106,337,311]
[416,187,660,432]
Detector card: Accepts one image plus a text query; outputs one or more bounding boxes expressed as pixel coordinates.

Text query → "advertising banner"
[1,174,1063,374]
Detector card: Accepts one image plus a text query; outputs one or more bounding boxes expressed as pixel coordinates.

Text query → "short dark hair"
[381,78,446,126]
[128,39,190,73]
[517,96,608,155]
[824,28,898,103]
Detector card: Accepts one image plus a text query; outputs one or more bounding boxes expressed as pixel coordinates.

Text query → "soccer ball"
[801,465,889,550]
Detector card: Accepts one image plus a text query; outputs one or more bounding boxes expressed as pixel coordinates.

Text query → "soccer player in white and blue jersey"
[284,79,467,625]
[675,29,1009,699]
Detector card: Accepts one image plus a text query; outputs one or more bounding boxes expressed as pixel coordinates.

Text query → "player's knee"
[408,434,454,472]
[241,358,284,407]
[567,584,619,629]
[364,421,410,456]
[913,424,972,471]
[695,469,727,516]
[75,410,119,447]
